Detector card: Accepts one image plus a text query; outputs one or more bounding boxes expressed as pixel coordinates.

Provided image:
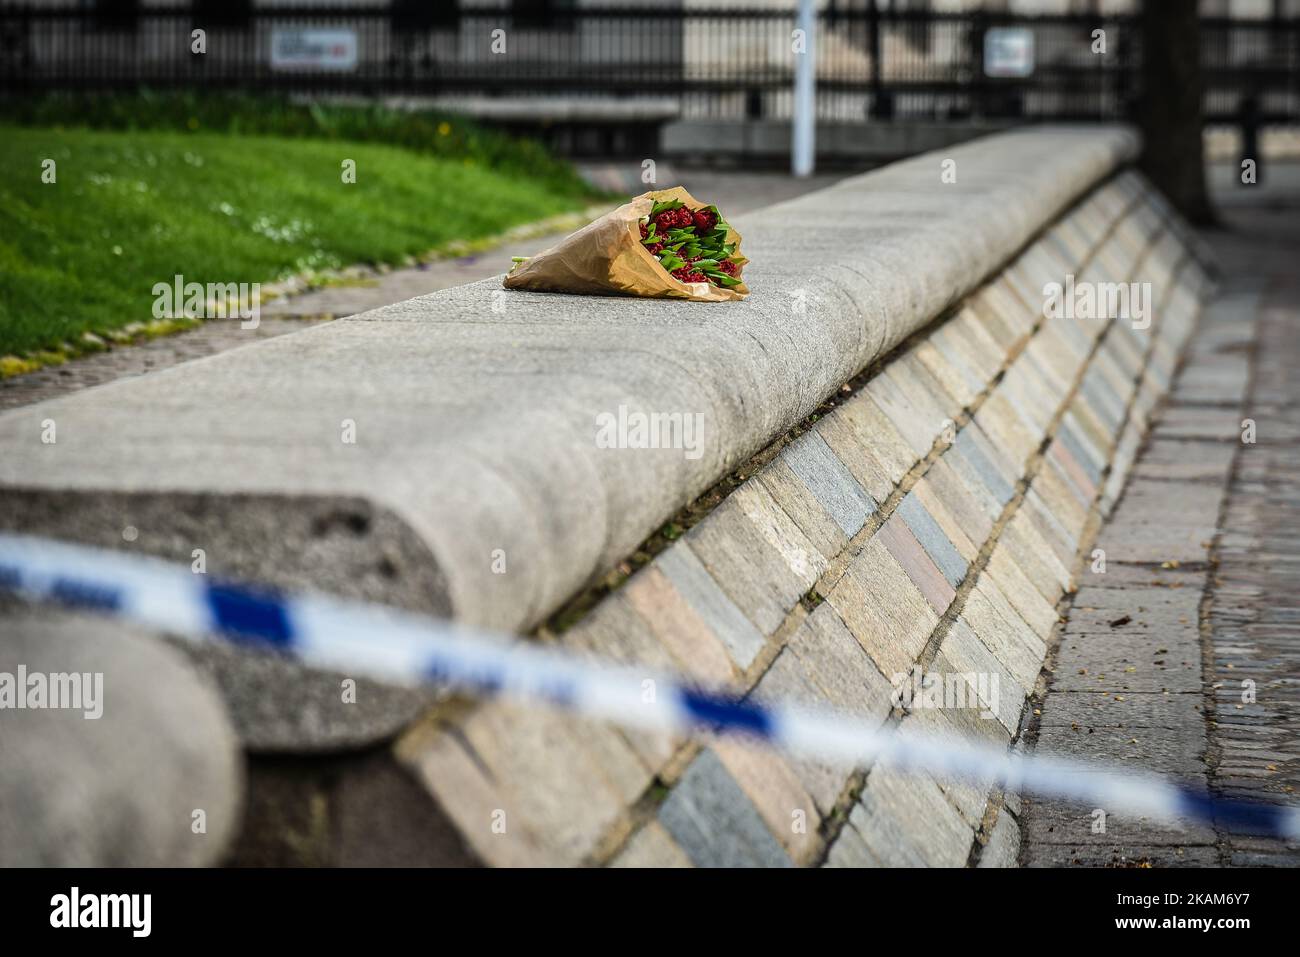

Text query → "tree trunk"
[1135,1,1216,225]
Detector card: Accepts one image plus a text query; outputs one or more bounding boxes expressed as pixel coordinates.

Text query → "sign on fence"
[270,28,359,72]
[983,27,1035,78]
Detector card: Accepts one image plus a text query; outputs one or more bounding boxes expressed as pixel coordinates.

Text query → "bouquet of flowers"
[503,187,748,302]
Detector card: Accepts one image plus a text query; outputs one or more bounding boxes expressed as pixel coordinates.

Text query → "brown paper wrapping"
[503,187,749,302]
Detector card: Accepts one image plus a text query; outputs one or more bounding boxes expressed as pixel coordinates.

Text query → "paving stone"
[658,749,793,868]
[686,483,825,638]
[1068,394,1121,460]
[781,430,876,539]
[1002,509,1073,602]
[748,650,846,814]
[816,399,913,505]
[974,391,1040,474]
[1057,415,1106,482]
[401,720,550,867]
[908,471,981,563]
[560,590,684,769]
[866,361,945,459]
[1048,438,1098,503]
[1022,797,1215,848]
[756,455,849,561]
[918,456,995,550]
[891,350,964,423]
[1055,408,1107,475]
[876,512,955,615]
[621,564,740,686]
[1173,354,1251,405]
[1030,458,1091,541]
[1026,331,1087,399]
[1033,723,1209,778]
[1022,486,1082,565]
[713,738,822,865]
[1038,691,1204,729]
[959,578,1048,692]
[966,286,1024,353]
[948,305,1013,384]
[1154,406,1246,441]
[657,541,767,670]
[986,275,1039,339]
[897,490,969,588]
[827,535,940,678]
[749,605,894,814]
[1064,608,1199,637]
[1004,261,1051,323]
[784,602,896,718]
[1000,356,1060,434]
[953,423,1018,507]
[895,706,1003,829]
[1022,843,1220,867]
[822,818,880,867]
[423,701,650,866]
[1051,629,1201,694]
[1071,584,1205,614]
[932,617,1028,735]
[1132,438,1237,483]
[985,542,1062,640]
[1082,358,1133,428]
[610,821,693,868]
[915,337,982,409]
[854,766,973,867]
[978,811,1022,868]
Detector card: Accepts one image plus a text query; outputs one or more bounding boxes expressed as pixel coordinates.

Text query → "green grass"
[0,90,592,197]
[0,124,594,361]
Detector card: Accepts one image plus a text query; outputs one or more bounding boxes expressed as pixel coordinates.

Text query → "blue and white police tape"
[1,531,1296,841]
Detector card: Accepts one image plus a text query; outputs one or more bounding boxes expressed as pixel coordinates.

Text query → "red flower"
[718,260,739,276]
[639,222,649,240]
[676,207,695,228]
[693,210,717,232]
[655,211,678,232]
[645,242,663,256]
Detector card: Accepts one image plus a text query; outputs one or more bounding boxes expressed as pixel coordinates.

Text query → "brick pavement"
[1020,186,1300,867]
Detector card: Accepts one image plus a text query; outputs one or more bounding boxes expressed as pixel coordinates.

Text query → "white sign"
[270,28,358,72]
[984,28,1034,78]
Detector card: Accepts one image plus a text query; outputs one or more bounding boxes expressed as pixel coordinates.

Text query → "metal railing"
[0,4,1296,125]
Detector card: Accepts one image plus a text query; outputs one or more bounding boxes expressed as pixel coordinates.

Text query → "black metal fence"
[1,3,1297,125]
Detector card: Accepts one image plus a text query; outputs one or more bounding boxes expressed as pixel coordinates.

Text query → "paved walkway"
[0,169,845,413]
[1020,170,1300,867]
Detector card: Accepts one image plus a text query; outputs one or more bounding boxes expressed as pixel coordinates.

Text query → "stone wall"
[0,128,1211,866]
[394,169,1211,866]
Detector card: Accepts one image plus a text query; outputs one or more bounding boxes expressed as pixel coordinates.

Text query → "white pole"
[792,0,816,177]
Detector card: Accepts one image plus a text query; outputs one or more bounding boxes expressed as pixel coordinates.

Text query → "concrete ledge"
[399,169,1212,867]
[662,119,1015,164]
[0,126,1139,649]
